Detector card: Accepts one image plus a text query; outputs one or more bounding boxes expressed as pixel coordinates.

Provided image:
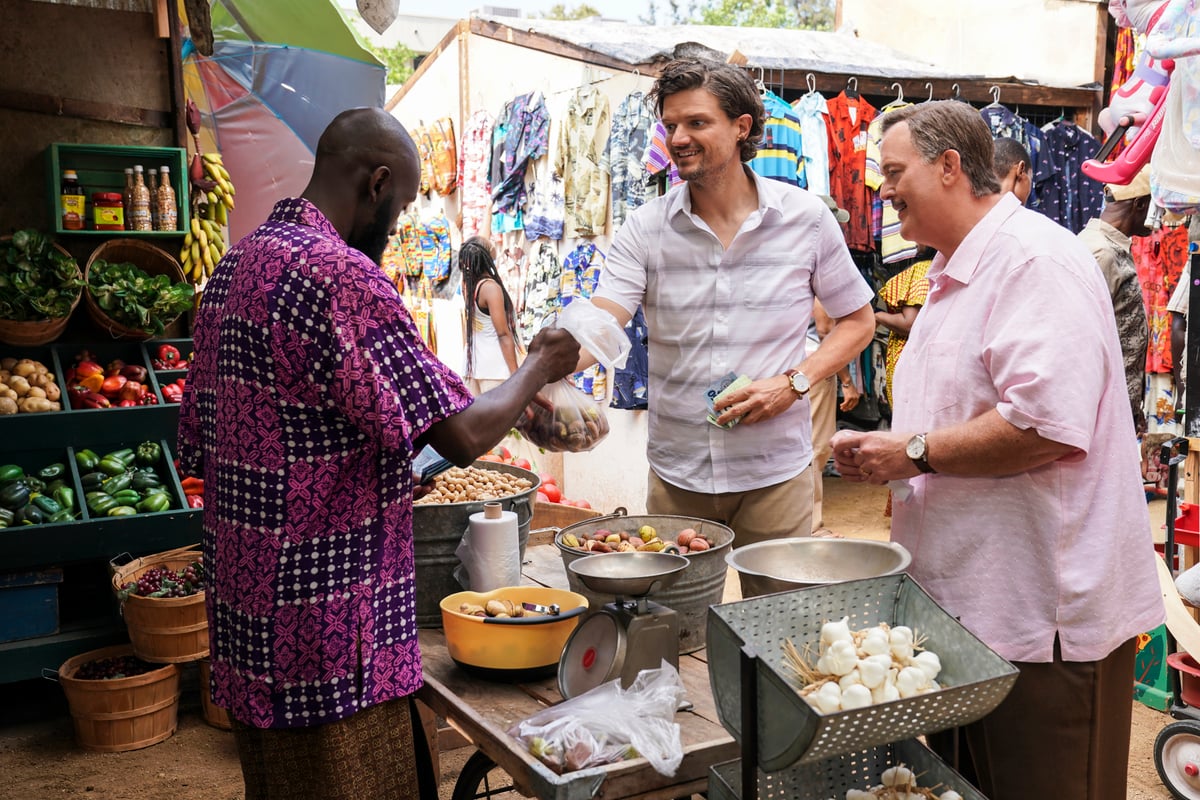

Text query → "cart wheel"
[1156,720,1200,799]
[450,750,523,800]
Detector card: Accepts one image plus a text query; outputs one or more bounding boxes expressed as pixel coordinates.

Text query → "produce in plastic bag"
[516,378,610,452]
[508,660,687,776]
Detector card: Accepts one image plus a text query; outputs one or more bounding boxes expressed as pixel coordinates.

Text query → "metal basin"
[568,552,690,598]
[726,538,912,598]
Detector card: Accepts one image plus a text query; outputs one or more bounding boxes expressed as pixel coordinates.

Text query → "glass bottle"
[122,168,135,230]
[61,169,85,230]
[147,168,160,231]
[156,165,178,231]
[129,165,153,232]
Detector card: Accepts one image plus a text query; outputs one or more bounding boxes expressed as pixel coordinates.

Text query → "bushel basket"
[0,235,82,346]
[707,572,1018,771]
[84,239,186,340]
[111,545,208,663]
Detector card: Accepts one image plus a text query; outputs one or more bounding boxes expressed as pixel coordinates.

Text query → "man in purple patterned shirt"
[178,108,579,800]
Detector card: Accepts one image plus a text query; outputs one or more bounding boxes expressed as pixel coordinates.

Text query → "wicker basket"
[58,644,180,753]
[0,236,82,346]
[111,545,208,663]
[707,573,1019,771]
[84,239,186,341]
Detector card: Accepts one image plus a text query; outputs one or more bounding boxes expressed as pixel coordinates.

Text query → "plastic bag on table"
[507,660,687,776]
[516,378,611,452]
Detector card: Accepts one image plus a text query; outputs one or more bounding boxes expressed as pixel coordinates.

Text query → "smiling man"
[830,100,1163,800]
[586,58,874,591]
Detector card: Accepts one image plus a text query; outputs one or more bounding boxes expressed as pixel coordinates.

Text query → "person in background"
[875,246,933,407]
[992,136,1031,205]
[177,107,580,800]
[831,100,1163,800]
[460,236,521,394]
[1077,166,1153,434]
[584,58,875,587]
[807,298,860,535]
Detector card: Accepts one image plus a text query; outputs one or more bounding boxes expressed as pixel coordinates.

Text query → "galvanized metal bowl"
[726,538,912,598]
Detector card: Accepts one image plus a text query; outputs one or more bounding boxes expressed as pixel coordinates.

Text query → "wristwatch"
[784,369,810,399]
[905,433,936,474]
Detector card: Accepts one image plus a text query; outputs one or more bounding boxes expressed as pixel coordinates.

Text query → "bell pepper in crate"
[154,344,181,368]
[135,441,162,467]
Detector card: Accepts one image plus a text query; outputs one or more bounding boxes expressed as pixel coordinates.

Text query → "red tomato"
[494,446,512,460]
[574,499,592,509]
[541,483,562,503]
[537,472,557,486]
[536,491,551,503]
[512,457,532,471]
[560,498,576,507]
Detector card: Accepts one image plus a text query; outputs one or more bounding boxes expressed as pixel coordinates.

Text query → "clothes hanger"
[925,82,934,103]
[985,85,1003,108]
[805,72,818,95]
[754,66,768,98]
[845,76,859,100]
[883,82,906,111]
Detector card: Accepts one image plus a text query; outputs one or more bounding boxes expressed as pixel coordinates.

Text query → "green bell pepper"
[105,448,136,467]
[85,492,119,515]
[80,471,106,491]
[107,505,137,517]
[36,462,66,481]
[110,489,141,507]
[53,485,74,513]
[48,509,75,524]
[131,471,162,491]
[101,472,133,495]
[135,441,162,467]
[136,493,171,513]
[31,494,62,516]
[0,464,24,483]
[98,456,129,477]
[75,449,100,471]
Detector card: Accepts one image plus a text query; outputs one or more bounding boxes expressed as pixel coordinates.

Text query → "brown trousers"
[231,696,437,800]
[927,637,1137,800]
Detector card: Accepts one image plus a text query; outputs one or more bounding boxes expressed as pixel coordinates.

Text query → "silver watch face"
[790,372,810,394]
[906,435,925,460]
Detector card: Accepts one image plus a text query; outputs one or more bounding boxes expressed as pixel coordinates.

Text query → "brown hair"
[880,101,1001,197]
[647,58,765,162]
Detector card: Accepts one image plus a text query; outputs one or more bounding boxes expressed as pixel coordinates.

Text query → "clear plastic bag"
[516,378,611,452]
[507,660,687,776]
[556,299,631,370]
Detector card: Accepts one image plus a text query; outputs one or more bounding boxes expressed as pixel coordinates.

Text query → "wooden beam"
[469,17,662,77]
[385,20,467,112]
[0,89,171,129]
[166,0,188,149]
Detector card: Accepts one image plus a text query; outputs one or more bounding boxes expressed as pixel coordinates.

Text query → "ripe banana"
[185,148,237,287]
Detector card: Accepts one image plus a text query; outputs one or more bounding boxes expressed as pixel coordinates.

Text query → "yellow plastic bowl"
[440,586,589,680]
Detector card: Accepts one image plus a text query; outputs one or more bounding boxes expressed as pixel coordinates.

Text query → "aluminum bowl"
[726,538,912,598]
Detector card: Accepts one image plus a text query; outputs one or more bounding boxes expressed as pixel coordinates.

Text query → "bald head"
[304,107,420,265]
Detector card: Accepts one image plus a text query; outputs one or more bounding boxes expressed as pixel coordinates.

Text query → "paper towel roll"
[465,502,521,591]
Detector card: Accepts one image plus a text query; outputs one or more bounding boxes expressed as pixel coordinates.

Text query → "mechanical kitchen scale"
[557,551,690,699]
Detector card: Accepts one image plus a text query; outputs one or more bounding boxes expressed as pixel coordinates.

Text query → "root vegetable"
[25,386,45,399]
[42,382,59,401]
[0,357,14,371]
[840,683,872,709]
[18,396,55,413]
[7,375,30,396]
[11,361,36,378]
[0,397,15,414]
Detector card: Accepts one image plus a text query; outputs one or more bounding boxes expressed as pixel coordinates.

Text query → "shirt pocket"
[921,340,961,414]
[740,261,799,310]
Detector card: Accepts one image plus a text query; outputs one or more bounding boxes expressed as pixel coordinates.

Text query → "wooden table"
[416,544,738,800]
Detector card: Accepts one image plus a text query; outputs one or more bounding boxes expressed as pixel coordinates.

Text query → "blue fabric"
[611,306,649,410]
[748,91,804,187]
[1036,122,1104,234]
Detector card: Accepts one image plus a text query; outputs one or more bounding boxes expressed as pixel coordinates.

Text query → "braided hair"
[460,236,519,377]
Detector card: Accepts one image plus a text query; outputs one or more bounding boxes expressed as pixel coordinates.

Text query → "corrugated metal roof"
[484,16,974,81]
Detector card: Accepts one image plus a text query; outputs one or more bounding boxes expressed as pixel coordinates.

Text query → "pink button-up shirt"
[891,193,1164,663]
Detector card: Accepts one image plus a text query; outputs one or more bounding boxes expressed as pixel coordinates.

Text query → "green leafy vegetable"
[0,229,83,320]
[87,259,195,336]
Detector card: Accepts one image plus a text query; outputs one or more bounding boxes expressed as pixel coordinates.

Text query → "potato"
[17,396,54,413]
[0,370,9,383]
[7,375,30,396]
[0,357,14,371]
[0,397,15,415]
[11,361,36,378]
[25,386,45,399]
[0,386,13,399]
[42,382,60,401]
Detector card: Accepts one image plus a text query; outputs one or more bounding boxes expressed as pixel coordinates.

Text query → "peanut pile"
[414,465,533,505]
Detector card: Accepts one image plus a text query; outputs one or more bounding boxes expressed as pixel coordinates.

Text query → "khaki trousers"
[807,374,838,531]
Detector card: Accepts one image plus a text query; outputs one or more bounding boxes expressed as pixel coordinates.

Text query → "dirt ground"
[0,477,1176,799]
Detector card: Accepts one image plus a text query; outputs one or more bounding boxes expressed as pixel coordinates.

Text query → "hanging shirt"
[1035,121,1104,234]
[865,103,918,264]
[561,242,607,397]
[458,110,494,241]
[491,91,550,234]
[417,214,452,284]
[792,91,832,197]
[980,104,1026,146]
[517,240,560,345]
[1022,120,1050,211]
[605,91,655,230]
[1133,224,1190,373]
[555,86,611,238]
[524,162,565,241]
[178,198,472,728]
[644,120,682,187]
[747,91,804,186]
[611,305,649,410]
[826,91,877,251]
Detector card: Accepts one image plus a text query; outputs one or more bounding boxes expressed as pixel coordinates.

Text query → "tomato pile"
[119,556,204,599]
[74,654,159,680]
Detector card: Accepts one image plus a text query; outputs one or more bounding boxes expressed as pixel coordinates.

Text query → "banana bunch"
[199,152,236,226]
[180,213,226,284]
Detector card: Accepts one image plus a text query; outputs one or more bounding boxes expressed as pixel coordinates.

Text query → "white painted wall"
[390,33,656,514]
[840,0,1106,88]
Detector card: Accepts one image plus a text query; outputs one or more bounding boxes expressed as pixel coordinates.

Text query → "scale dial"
[558,611,627,699]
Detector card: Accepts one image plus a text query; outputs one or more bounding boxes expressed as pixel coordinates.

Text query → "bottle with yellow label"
[61,170,85,230]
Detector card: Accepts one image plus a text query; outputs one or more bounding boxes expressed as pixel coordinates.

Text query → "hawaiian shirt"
[792,91,832,197]
[561,241,607,398]
[556,85,611,238]
[518,240,563,344]
[826,91,877,251]
[865,105,918,264]
[644,120,682,189]
[491,91,550,234]
[980,104,1026,145]
[458,110,494,240]
[604,91,655,230]
[1035,121,1104,234]
[524,162,565,241]
[178,198,472,729]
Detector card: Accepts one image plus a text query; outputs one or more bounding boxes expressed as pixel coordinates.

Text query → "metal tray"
[708,738,988,800]
[707,573,1018,770]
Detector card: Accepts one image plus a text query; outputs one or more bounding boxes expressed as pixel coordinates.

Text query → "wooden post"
[416,699,440,782]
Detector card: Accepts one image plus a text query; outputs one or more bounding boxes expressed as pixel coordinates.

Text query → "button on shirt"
[890,194,1164,663]
[178,198,473,728]
[594,169,874,494]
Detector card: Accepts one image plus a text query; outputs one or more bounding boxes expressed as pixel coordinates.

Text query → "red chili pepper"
[156,344,181,364]
[80,391,111,409]
[181,477,205,496]
[186,494,204,509]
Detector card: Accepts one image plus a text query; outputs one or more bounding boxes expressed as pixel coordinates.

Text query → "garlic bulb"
[940,792,963,800]
[871,681,900,704]
[845,791,875,800]
[896,666,928,698]
[820,616,853,650]
[860,627,890,657]
[838,668,863,690]
[826,639,859,676]
[913,650,942,682]
[858,654,893,689]
[841,683,872,709]
[889,626,915,662]
[881,765,915,787]
[814,680,842,714]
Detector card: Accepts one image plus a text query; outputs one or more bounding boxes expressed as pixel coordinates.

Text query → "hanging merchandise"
[413,123,436,195]
[418,214,453,285]
[643,119,682,192]
[561,242,607,400]
[605,90,655,230]
[556,85,612,238]
[748,89,804,186]
[496,243,530,341]
[459,110,495,240]
[611,306,649,410]
[524,161,565,241]
[865,89,916,265]
[1037,119,1105,233]
[518,240,563,344]
[792,84,832,197]
[403,277,437,349]
[428,117,458,196]
[978,91,1049,210]
[826,88,878,251]
[1134,223,1191,373]
[491,91,550,235]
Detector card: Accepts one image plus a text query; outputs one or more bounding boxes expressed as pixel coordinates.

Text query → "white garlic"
[814,680,842,714]
[841,683,872,709]
[820,616,853,651]
[858,654,891,689]
[827,639,859,676]
[896,666,928,698]
[845,791,875,800]
[816,654,833,675]
[871,681,900,704]
[940,792,963,800]
[881,765,915,787]
[889,625,915,662]
[838,668,863,690]
[860,628,890,657]
[913,650,942,682]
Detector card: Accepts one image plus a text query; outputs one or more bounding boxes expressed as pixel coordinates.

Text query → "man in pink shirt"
[832,101,1163,800]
